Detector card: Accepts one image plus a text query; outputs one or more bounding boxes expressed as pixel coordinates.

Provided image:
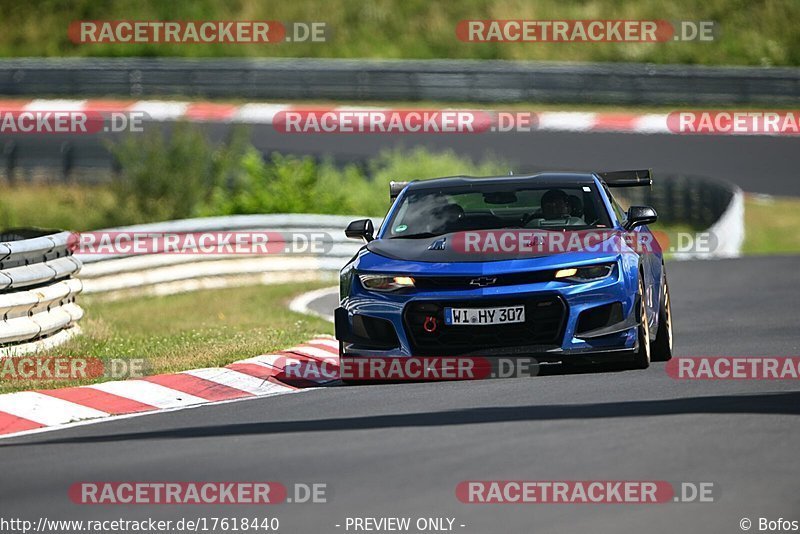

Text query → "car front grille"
[403,295,567,356]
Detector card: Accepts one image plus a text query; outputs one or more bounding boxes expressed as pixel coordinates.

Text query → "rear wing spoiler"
[391,170,651,199]
[390,181,411,200]
[597,169,652,188]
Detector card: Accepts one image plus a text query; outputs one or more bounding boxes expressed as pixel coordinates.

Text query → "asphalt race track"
[11,126,800,196]
[1,256,798,533]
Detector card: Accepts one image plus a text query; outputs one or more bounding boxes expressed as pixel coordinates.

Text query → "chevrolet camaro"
[335,170,673,371]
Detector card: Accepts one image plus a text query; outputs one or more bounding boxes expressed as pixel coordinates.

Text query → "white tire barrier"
[0,230,83,356]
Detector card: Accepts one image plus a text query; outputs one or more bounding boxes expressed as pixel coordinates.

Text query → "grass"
[742,194,800,255]
[0,282,334,394]
[2,0,799,66]
[0,183,117,231]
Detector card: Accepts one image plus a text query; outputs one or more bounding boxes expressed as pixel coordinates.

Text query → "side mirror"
[345,219,375,242]
[624,206,658,230]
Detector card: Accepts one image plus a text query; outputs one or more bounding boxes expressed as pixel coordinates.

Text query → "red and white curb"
[0,336,339,440]
[0,98,791,136]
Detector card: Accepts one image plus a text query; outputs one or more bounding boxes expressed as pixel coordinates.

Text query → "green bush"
[108,124,214,224]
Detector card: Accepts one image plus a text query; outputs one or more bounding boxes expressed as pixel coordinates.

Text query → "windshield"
[384,183,612,238]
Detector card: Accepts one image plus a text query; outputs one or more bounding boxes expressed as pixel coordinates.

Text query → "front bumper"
[336,265,640,361]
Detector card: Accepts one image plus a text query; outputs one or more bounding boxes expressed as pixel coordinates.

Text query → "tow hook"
[423,316,438,333]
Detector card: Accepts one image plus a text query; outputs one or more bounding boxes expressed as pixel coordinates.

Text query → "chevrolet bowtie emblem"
[469,276,497,287]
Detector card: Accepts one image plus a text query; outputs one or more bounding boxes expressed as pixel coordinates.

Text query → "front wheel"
[650,275,674,362]
[338,342,357,385]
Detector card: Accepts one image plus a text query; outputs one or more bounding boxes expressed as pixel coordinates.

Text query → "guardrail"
[77,215,372,297]
[0,229,83,356]
[1,58,798,105]
[615,174,736,229]
[616,175,744,258]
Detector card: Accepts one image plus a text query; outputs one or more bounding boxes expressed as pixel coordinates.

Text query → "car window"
[603,185,628,226]
[386,183,612,238]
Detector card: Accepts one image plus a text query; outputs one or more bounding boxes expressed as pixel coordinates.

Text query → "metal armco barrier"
[615,174,735,229]
[615,175,744,258]
[0,58,798,105]
[77,214,375,295]
[0,229,83,356]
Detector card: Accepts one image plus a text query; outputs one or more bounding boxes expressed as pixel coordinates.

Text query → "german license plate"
[444,305,525,325]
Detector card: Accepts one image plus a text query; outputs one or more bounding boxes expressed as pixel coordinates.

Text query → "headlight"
[358,274,416,292]
[554,263,614,282]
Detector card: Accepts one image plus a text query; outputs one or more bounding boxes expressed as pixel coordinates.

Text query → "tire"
[650,275,674,362]
[338,342,357,385]
[630,275,651,369]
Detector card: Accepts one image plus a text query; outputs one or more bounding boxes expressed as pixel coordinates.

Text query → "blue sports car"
[335,170,673,371]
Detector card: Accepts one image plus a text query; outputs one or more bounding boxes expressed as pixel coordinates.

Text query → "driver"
[541,189,572,220]
[436,203,464,231]
[568,195,584,218]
